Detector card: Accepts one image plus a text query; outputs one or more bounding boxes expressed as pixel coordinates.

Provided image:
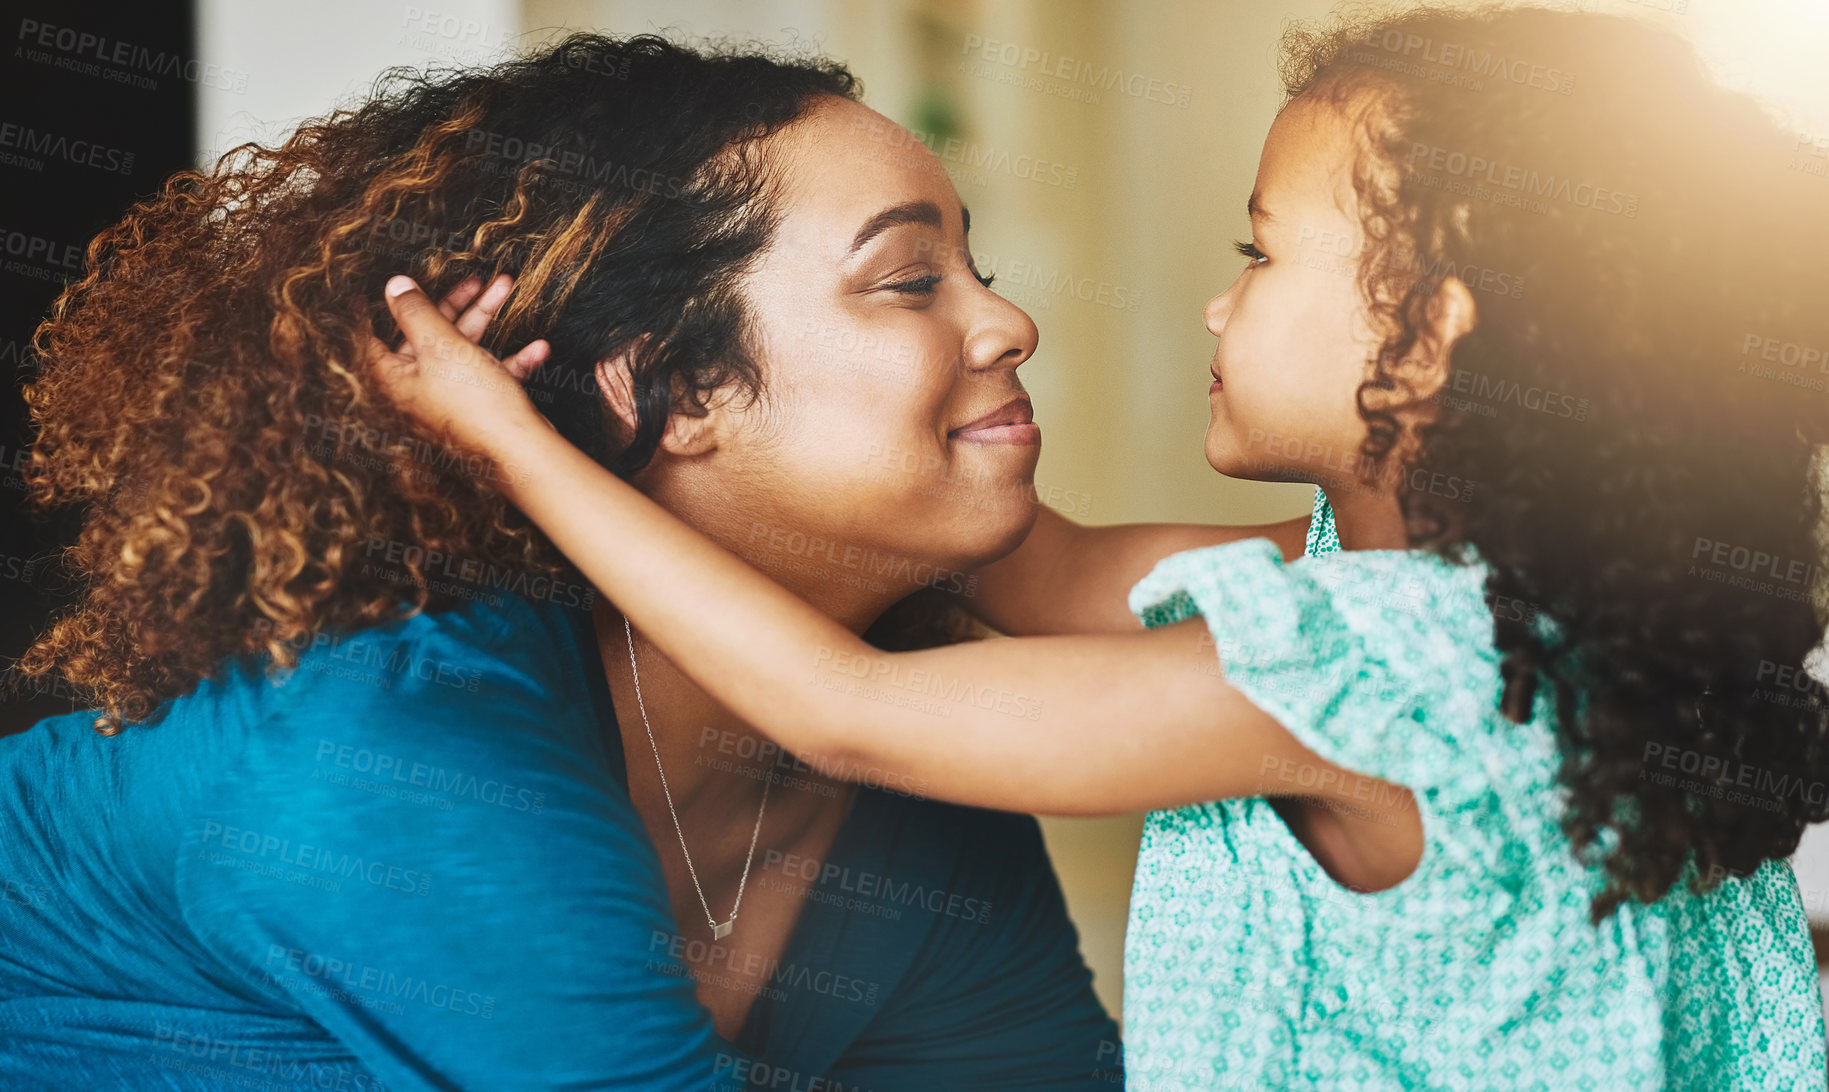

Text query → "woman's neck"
[590,596,858,838]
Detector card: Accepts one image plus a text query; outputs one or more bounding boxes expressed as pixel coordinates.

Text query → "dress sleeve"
[824,808,1123,1090]
[174,603,747,1091]
[1128,536,1457,792]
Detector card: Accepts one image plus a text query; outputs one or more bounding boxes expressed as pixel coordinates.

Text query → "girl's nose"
[1204,288,1235,338]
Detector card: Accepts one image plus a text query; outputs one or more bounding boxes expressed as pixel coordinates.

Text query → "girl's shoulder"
[1126,490,1521,795]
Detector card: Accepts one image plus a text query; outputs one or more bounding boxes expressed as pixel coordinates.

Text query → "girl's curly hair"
[1281,6,1829,917]
[18,33,875,729]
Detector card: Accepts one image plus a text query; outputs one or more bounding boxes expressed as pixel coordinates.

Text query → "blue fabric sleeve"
[825,809,1123,1089]
[172,603,745,1090]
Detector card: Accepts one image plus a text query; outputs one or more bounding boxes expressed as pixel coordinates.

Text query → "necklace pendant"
[712,919,734,940]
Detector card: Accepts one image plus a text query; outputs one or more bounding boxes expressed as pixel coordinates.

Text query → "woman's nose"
[965,292,1039,373]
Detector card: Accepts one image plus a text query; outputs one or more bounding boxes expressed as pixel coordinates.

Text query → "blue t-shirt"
[0,592,1120,1090]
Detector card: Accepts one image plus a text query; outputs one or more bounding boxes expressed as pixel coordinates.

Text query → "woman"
[1,35,1119,1090]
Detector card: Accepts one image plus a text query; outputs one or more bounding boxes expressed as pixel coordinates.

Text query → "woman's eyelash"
[885,270,996,295]
[1233,239,1267,264]
[888,273,944,295]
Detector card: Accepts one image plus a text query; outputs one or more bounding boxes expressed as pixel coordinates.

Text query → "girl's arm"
[368,277,1385,820]
[962,505,1311,636]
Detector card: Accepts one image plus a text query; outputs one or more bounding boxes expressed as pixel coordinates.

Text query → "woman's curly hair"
[17,33,885,729]
[1281,5,1829,917]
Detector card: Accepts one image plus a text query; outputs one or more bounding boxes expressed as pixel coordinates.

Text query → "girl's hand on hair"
[364,273,554,456]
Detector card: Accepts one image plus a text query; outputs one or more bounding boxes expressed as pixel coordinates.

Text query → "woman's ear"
[593,347,725,459]
[595,348,640,440]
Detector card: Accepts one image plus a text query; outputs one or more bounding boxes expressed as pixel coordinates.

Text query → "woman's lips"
[954,421,1041,445]
[950,398,1040,445]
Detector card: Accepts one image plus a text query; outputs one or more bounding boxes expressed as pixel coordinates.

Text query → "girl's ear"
[1407,275,1478,401]
[592,346,726,459]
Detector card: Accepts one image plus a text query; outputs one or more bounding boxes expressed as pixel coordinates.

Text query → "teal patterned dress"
[1119,487,1827,1090]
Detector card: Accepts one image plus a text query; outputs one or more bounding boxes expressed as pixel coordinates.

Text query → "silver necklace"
[623,616,769,941]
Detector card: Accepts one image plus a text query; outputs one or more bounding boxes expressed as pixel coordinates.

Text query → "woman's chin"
[940,489,1040,563]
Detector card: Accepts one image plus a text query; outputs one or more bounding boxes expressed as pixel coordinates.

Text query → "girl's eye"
[887,273,944,296]
[1233,239,1267,265]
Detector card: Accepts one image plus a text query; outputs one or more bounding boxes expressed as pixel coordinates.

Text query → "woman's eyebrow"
[849,199,944,254]
[1247,192,1275,223]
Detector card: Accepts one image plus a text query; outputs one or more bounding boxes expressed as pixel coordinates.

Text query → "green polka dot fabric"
[1118,486,1828,1090]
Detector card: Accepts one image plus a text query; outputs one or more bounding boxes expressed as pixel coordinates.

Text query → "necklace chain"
[623,616,769,941]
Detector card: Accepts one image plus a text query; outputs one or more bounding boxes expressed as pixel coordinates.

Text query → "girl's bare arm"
[368,277,1394,821]
[962,504,1311,636]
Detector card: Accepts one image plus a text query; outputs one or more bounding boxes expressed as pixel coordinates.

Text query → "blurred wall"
[195,0,519,166]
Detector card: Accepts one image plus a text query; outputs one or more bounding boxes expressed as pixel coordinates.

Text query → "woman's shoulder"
[193,592,593,749]
[0,593,611,849]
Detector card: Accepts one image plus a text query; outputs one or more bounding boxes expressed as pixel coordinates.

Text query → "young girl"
[369,6,1829,1088]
